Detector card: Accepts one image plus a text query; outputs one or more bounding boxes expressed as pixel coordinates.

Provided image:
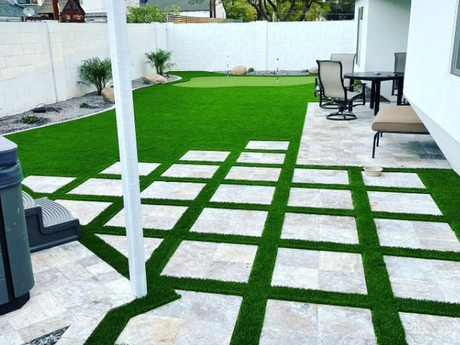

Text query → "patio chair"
[392,52,406,96]
[316,60,366,121]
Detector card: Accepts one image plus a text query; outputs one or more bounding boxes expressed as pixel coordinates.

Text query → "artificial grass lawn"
[6,71,460,345]
[174,75,315,88]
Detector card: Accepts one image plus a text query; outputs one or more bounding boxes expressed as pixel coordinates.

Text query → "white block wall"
[0,20,356,117]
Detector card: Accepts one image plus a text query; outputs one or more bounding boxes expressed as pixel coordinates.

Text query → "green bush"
[21,114,38,124]
[127,4,179,23]
[145,49,174,76]
[77,58,112,95]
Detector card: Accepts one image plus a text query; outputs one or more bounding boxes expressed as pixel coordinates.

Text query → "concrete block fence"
[0,20,356,117]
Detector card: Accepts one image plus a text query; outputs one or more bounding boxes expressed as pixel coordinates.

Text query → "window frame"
[452,1,460,76]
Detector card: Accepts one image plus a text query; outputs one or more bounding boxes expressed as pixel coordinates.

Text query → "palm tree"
[145,49,174,76]
[77,58,112,95]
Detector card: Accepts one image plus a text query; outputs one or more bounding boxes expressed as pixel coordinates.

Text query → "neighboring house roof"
[38,0,68,14]
[146,0,209,12]
[0,0,38,17]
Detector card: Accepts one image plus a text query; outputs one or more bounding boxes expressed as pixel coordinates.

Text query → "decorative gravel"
[24,327,69,345]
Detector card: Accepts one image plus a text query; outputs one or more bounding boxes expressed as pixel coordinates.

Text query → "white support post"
[106,0,147,298]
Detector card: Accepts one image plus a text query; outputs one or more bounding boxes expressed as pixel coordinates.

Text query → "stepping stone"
[375,219,460,252]
[384,255,460,303]
[55,200,112,226]
[400,312,460,345]
[116,290,242,345]
[272,248,367,294]
[281,213,358,244]
[236,152,285,165]
[211,184,275,205]
[69,178,123,197]
[162,241,258,282]
[260,300,376,344]
[362,172,425,189]
[22,175,75,193]
[100,162,160,176]
[162,164,219,179]
[225,166,281,182]
[368,192,442,215]
[293,168,349,185]
[180,150,230,162]
[96,234,162,262]
[288,188,353,210]
[106,204,187,230]
[246,141,290,151]
[141,181,205,201]
[190,208,268,237]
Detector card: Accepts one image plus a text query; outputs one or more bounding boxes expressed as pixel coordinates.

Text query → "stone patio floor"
[2,103,459,345]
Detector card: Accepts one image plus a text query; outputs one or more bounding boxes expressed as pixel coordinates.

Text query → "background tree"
[323,0,355,20]
[127,4,180,23]
[245,0,330,21]
[223,0,256,22]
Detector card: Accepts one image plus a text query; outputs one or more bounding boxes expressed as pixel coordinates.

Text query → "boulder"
[309,66,318,74]
[101,86,115,103]
[143,73,168,85]
[232,65,247,75]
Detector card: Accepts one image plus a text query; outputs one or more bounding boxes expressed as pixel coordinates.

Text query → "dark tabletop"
[344,72,404,81]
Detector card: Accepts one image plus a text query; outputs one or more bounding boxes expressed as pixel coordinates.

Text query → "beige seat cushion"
[372,106,429,133]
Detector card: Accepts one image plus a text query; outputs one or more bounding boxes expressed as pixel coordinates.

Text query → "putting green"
[175,75,315,88]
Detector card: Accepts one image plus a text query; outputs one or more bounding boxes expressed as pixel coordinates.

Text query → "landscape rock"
[232,65,247,75]
[101,86,115,103]
[309,66,318,74]
[143,73,168,85]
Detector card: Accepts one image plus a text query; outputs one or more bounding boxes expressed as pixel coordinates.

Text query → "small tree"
[77,58,112,95]
[223,0,256,22]
[127,4,179,23]
[145,49,174,76]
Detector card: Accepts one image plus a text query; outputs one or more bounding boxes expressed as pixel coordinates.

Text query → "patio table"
[344,72,405,116]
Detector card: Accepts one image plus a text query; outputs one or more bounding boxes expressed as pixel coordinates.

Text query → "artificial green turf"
[6,71,460,345]
[174,75,315,88]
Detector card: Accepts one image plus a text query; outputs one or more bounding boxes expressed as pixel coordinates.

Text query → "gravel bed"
[24,327,69,345]
[0,75,180,135]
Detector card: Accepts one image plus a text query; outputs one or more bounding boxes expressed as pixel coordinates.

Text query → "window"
[452,2,460,76]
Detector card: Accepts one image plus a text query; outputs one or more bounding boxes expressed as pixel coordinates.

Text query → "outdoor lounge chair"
[316,60,366,121]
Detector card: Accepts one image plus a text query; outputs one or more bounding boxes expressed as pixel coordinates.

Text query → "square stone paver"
[368,192,442,215]
[246,141,290,151]
[260,300,376,344]
[100,162,160,176]
[22,176,76,193]
[161,164,219,179]
[272,248,367,294]
[293,169,349,185]
[96,234,162,262]
[375,219,460,252]
[55,200,112,226]
[162,241,258,282]
[68,178,123,197]
[210,184,276,205]
[400,312,460,345]
[116,290,242,345]
[105,204,187,230]
[288,188,354,210]
[236,152,285,165]
[362,172,425,189]
[141,181,206,201]
[190,208,268,237]
[384,255,460,303]
[281,213,358,244]
[180,150,230,162]
[225,166,281,182]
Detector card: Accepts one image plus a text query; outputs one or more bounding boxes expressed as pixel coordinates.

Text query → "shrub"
[248,67,255,73]
[78,58,112,95]
[127,4,179,23]
[145,49,174,76]
[21,114,39,124]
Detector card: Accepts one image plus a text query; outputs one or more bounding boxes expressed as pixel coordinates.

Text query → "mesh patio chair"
[316,60,366,121]
[392,52,406,96]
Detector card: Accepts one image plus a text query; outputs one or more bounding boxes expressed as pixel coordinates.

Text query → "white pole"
[227,55,229,78]
[106,0,147,298]
[276,58,279,85]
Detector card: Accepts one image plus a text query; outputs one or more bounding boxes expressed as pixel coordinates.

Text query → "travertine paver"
[281,213,358,244]
[161,164,219,179]
[384,256,460,303]
[236,152,286,165]
[225,166,281,182]
[55,200,112,226]
[376,219,460,252]
[141,181,206,201]
[96,234,162,262]
[246,141,290,151]
[211,184,276,205]
[288,188,354,210]
[162,241,258,282]
[272,248,367,294]
[116,290,242,345]
[362,172,425,189]
[22,176,76,193]
[100,162,160,176]
[190,208,268,237]
[400,312,460,345]
[68,178,123,197]
[368,192,442,215]
[260,300,376,344]
[293,168,349,185]
[105,204,187,230]
[180,150,230,162]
